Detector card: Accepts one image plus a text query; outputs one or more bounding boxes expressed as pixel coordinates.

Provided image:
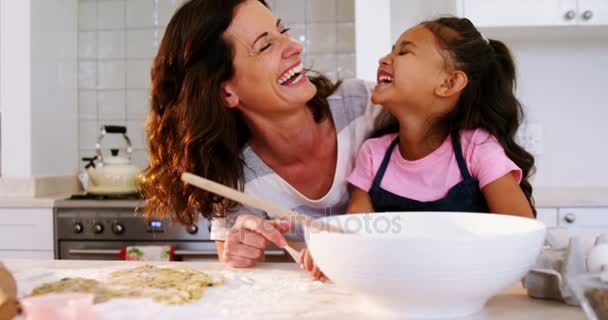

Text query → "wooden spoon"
[181,172,346,259]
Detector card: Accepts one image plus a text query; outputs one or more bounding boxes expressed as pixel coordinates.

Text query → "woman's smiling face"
[223,0,317,116]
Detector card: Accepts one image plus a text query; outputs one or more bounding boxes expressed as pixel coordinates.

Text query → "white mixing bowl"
[305,211,546,319]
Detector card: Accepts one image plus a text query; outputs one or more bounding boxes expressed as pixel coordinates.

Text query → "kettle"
[85,125,140,195]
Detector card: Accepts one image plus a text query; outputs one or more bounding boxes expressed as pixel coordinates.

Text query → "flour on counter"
[13,265,363,320]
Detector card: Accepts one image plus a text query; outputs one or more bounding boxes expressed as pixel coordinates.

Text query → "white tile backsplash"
[97,30,125,59]
[158,0,185,26]
[127,29,157,59]
[97,60,126,89]
[127,89,149,119]
[306,54,338,81]
[308,23,337,54]
[78,1,97,31]
[126,0,156,28]
[288,24,308,50]
[127,59,152,89]
[77,0,354,167]
[337,54,355,79]
[336,22,355,53]
[308,0,336,23]
[78,32,96,59]
[132,149,149,169]
[78,61,97,89]
[97,1,126,29]
[79,90,97,120]
[336,0,354,22]
[79,120,99,149]
[127,119,147,149]
[274,0,307,24]
[98,90,126,120]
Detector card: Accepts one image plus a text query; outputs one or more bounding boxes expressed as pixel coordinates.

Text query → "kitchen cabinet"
[536,206,608,251]
[557,207,608,240]
[536,207,559,227]
[355,0,608,81]
[558,207,608,228]
[0,208,53,259]
[579,0,608,25]
[458,0,608,27]
[536,207,608,231]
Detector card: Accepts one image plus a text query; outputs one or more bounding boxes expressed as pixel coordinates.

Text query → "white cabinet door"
[558,207,608,228]
[557,207,608,251]
[578,0,608,25]
[0,208,53,251]
[0,250,53,260]
[536,208,559,227]
[460,0,579,27]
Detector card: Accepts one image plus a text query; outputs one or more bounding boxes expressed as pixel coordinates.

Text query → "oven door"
[58,241,292,262]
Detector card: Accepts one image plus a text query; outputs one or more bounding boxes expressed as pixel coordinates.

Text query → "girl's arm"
[481,173,534,218]
[299,186,372,281]
[347,187,374,214]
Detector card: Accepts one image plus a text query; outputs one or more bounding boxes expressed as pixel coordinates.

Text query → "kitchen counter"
[2,259,586,320]
[1,187,607,209]
[54,199,145,208]
[0,196,144,209]
[0,194,69,208]
[534,187,608,207]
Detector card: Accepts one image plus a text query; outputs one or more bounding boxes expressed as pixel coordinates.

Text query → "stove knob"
[186,224,198,235]
[73,223,83,234]
[93,223,104,234]
[112,223,125,235]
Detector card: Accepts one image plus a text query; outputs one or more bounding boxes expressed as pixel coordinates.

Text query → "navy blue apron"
[369,131,489,213]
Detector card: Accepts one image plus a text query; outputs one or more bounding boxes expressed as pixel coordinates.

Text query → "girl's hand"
[299,248,328,282]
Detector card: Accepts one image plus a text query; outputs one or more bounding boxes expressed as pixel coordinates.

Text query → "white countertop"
[534,187,608,207]
[2,259,586,320]
[1,187,607,208]
[0,194,69,208]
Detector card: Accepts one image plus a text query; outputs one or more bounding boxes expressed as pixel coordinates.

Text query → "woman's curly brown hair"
[140,0,339,225]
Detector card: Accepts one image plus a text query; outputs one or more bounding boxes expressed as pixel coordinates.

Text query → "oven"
[54,197,292,262]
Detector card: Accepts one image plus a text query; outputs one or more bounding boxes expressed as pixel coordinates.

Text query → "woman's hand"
[299,248,328,282]
[222,215,291,268]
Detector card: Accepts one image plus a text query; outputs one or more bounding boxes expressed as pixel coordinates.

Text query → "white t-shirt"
[210,79,380,241]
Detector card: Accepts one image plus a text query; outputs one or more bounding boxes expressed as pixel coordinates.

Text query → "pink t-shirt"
[347,129,522,202]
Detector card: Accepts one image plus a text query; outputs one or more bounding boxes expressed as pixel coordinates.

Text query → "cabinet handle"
[564,10,576,20]
[582,10,593,21]
[564,213,576,224]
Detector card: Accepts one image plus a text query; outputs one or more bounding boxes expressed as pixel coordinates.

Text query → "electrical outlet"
[516,123,543,155]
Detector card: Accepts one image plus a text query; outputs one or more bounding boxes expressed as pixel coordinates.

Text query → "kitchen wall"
[382,1,608,188]
[1,0,78,178]
[4,0,603,189]
[510,38,608,188]
[76,0,355,169]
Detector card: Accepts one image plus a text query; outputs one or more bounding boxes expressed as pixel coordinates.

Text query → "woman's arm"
[481,173,534,218]
[347,187,374,214]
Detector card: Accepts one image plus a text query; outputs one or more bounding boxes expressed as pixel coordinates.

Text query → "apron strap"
[371,136,400,188]
[450,131,473,180]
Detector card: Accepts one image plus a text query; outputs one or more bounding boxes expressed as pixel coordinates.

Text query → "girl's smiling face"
[371,25,461,118]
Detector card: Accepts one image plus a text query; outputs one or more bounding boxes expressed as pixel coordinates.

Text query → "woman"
[141,0,380,268]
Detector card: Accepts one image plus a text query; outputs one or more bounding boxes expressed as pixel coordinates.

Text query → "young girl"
[300,17,535,279]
